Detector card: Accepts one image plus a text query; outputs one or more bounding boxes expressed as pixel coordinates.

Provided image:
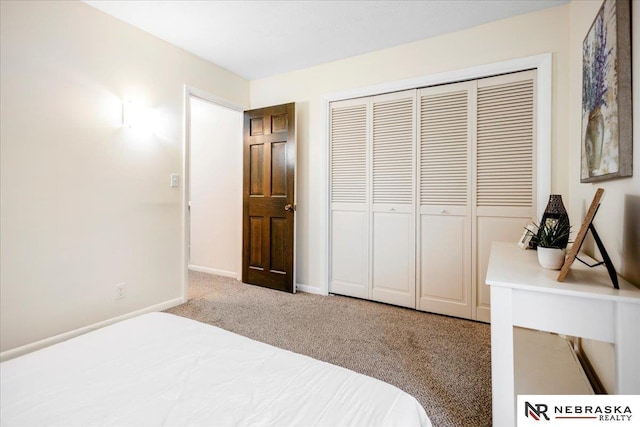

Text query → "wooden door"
[242,103,296,292]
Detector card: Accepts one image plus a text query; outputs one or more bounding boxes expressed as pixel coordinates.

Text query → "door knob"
[284,204,294,212]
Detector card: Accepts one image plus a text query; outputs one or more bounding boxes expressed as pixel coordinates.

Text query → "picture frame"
[580,0,632,182]
[557,188,618,289]
[558,189,604,281]
[517,224,536,249]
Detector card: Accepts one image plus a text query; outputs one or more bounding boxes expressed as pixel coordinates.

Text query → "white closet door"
[417,82,473,318]
[474,70,537,322]
[329,98,370,299]
[370,90,416,309]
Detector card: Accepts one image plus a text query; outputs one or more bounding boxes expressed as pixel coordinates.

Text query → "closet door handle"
[284,204,295,212]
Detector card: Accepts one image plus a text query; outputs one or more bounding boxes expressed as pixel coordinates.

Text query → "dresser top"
[486,242,640,303]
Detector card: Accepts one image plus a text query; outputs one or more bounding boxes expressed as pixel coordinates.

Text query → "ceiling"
[84,0,568,80]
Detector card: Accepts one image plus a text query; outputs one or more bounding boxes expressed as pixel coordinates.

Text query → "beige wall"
[569,0,639,288]
[0,1,249,353]
[568,0,640,393]
[250,5,571,292]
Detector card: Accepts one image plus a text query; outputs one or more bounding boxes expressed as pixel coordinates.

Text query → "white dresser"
[486,241,640,427]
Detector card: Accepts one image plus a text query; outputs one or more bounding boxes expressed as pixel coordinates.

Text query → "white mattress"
[1,312,431,427]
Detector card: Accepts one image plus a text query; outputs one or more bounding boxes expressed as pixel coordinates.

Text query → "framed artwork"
[581,0,632,182]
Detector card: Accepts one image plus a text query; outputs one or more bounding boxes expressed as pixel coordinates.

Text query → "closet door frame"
[324,53,552,296]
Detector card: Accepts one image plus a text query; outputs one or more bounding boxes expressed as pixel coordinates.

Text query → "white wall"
[189,97,243,278]
[250,5,571,294]
[568,0,640,393]
[0,1,248,354]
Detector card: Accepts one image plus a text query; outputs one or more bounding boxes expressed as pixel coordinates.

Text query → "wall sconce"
[122,98,162,134]
[122,99,138,128]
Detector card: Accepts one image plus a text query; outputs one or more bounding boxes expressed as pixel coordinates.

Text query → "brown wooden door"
[242,103,295,292]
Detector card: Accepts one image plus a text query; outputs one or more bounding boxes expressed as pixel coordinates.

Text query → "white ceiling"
[84,0,568,80]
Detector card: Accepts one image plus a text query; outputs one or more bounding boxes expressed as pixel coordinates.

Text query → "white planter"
[537,247,566,270]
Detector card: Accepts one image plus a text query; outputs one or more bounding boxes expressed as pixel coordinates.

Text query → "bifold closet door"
[329,91,416,309]
[330,71,535,319]
[417,82,473,318]
[329,98,369,299]
[370,91,416,309]
[474,70,537,322]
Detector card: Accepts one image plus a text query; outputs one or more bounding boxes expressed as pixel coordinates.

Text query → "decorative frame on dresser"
[486,241,640,427]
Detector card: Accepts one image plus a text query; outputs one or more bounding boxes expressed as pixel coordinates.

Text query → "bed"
[1,312,431,426]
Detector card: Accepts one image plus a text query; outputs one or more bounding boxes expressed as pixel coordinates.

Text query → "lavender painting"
[581,0,632,182]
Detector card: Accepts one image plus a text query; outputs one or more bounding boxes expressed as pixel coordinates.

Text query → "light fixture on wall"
[122,99,139,128]
[121,97,166,137]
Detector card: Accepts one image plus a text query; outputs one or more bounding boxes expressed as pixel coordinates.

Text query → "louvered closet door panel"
[417,82,473,319]
[372,92,414,206]
[370,90,416,309]
[329,98,369,299]
[474,70,537,322]
[331,99,368,206]
[419,83,472,216]
[476,71,536,218]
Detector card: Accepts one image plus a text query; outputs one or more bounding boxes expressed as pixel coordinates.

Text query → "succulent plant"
[526,219,572,250]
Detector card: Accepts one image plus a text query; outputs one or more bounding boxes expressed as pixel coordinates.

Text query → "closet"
[329,70,536,322]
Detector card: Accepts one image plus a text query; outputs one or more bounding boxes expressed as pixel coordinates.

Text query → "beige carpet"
[166,271,492,427]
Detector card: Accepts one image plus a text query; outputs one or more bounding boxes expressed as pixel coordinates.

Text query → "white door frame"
[323,53,552,296]
[182,85,245,302]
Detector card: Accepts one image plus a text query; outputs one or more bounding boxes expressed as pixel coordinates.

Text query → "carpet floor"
[165,271,492,427]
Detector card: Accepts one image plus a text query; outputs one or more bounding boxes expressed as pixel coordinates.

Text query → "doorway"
[186,90,243,296]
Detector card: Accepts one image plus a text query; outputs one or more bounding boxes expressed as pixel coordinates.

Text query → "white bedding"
[1,312,430,427]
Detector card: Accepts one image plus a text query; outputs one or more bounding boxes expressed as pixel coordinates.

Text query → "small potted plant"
[527,219,572,270]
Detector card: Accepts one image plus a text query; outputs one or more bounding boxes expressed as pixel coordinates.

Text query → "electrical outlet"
[115,283,125,300]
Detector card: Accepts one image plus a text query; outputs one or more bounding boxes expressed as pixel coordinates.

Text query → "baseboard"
[0,297,185,362]
[187,267,322,295]
[296,283,327,295]
[188,264,240,280]
[573,340,607,394]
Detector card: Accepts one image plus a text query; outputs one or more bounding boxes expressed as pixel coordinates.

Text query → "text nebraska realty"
[526,402,633,421]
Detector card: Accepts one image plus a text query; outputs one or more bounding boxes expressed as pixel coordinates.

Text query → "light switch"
[170,173,179,187]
